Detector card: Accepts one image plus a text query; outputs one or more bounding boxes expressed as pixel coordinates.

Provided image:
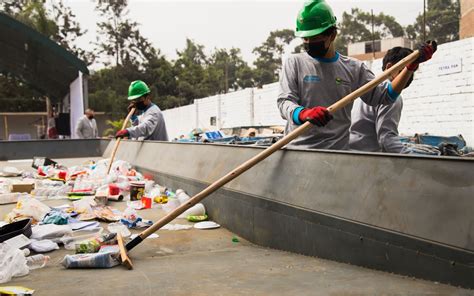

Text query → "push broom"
[117,49,422,268]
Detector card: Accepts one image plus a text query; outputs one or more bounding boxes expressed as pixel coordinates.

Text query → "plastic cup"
[108,184,120,196]
[141,196,152,209]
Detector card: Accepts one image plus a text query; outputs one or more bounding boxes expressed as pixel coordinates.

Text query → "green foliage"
[335,8,404,55]
[252,29,295,86]
[103,118,129,137]
[405,0,460,44]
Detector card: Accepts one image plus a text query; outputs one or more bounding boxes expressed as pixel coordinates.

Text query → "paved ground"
[1,158,472,295]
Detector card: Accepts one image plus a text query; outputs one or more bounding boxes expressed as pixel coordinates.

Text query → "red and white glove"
[407,40,437,71]
[299,106,333,127]
[115,129,129,139]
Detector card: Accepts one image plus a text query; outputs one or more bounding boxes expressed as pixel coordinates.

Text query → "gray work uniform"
[75,115,98,139]
[349,95,406,153]
[277,52,399,150]
[127,103,169,141]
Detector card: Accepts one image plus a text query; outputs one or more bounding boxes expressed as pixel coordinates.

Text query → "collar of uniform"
[312,51,340,63]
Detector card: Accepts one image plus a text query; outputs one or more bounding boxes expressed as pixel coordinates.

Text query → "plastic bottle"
[26,254,50,270]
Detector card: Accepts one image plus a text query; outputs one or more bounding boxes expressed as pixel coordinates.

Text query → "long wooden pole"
[107,108,136,174]
[126,50,420,252]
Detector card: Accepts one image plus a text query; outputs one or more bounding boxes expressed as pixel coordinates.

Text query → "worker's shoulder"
[284,53,311,65]
[338,52,365,68]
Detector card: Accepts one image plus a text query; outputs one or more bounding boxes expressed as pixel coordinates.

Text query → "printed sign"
[438,58,462,75]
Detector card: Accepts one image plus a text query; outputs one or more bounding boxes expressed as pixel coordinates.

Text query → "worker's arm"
[277,56,331,126]
[391,41,437,94]
[127,108,159,139]
[374,99,405,153]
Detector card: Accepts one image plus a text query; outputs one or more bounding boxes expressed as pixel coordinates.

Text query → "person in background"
[75,108,98,139]
[350,47,416,153]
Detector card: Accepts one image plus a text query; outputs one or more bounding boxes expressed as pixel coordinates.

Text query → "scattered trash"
[61,251,120,269]
[0,286,35,295]
[26,254,49,270]
[28,239,59,253]
[0,219,32,243]
[130,233,159,239]
[5,197,50,223]
[232,236,240,243]
[4,234,31,250]
[0,243,29,284]
[42,209,69,225]
[161,224,193,231]
[187,215,208,222]
[178,203,205,218]
[194,221,220,230]
[107,222,131,238]
[30,224,72,242]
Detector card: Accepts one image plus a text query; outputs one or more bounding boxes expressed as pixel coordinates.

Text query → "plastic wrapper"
[75,233,117,254]
[61,251,119,269]
[28,239,59,253]
[0,243,29,284]
[5,196,50,223]
[60,228,103,250]
[31,224,72,242]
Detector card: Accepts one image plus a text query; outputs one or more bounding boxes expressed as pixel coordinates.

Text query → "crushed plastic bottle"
[26,254,50,270]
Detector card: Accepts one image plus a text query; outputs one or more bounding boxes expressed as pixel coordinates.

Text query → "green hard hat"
[128,80,151,101]
[295,0,337,38]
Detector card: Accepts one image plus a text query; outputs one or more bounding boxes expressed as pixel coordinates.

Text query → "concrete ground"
[0,158,472,295]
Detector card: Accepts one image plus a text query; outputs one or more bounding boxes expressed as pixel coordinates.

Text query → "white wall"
[163,37,474,145]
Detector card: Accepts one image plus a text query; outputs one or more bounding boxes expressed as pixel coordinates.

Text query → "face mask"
[87,115,94,119]
[304,40,329,58]
[136,100,147,110]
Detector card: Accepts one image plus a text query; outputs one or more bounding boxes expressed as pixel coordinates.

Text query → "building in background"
[347,37,414,61]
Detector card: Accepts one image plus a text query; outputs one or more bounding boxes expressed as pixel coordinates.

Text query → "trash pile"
[0,157,217,285]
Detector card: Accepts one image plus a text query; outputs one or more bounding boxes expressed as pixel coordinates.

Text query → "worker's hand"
[115,129,129,139]
[407,40,437,71]
[298,106,333,127]
[127,102,137,114]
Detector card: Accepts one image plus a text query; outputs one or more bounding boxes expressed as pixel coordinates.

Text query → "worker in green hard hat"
[278,0,436,150]
[115,80,169,141]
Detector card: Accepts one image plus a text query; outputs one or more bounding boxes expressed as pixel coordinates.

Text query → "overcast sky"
[64,0,424,65]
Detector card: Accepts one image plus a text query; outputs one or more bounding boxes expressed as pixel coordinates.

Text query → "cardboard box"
[10,183,35,193]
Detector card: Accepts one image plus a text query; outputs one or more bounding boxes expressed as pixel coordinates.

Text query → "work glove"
[298,106,333,127]
[115,129,129,139]
[407,40,437,71]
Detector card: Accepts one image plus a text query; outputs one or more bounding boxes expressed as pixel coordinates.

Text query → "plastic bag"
[5,196,51,223]
[28,239,59,253]
[31,224,72,242]
[0,243,29,284]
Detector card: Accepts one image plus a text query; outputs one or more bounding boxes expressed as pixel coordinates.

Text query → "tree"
[405,0,459,44]
[335,8,404,55]
[252,29,296,86]
[94,0,157,67]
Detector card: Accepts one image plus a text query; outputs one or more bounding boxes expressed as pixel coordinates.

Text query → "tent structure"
[0,12,89,138]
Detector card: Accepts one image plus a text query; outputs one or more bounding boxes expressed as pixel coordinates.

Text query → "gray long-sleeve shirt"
[127,103,169,141]
[277,52,399,150]
[75,115,98,139]
[349,96,405,153]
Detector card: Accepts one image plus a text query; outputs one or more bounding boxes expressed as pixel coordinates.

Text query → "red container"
[58,171,67,180]
[141,196,152,209]
[109,184,120,196]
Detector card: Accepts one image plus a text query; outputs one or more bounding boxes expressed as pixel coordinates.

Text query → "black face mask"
[136,101,147,110]
[304,40,329,58]
[87,115,94,119]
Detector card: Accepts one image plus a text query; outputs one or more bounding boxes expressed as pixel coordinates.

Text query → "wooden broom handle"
[127,50,420,250]
[107,108,136,174]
